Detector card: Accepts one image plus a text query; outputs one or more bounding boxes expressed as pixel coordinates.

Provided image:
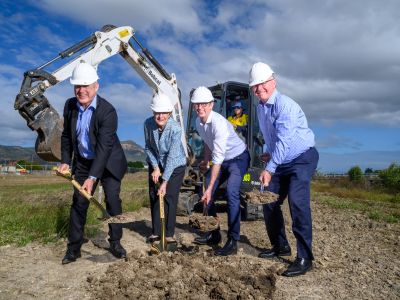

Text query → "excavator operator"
[227,100,248,141]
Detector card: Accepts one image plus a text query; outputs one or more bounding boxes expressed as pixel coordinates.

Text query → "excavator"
[14,24,187,162]
[14,25,265,220]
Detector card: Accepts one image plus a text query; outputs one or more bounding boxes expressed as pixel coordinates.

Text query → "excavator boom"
[14,25,187,161]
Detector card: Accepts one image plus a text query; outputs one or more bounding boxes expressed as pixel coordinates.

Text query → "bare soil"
[245,190,279,205]
[0,198,399,299]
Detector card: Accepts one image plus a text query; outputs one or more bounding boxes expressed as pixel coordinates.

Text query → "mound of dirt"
[189,215,220,232]
[245,190,279,204]
[90,250,276,299]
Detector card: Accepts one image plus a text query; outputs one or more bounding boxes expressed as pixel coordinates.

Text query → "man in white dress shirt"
[191,86,250,256]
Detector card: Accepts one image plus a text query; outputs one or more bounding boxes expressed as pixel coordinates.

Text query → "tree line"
[348,163,400,192]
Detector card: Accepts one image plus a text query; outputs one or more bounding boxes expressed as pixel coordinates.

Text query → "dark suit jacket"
[61,95,127,180]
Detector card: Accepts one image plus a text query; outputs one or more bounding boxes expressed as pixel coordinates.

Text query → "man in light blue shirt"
[249,62,319,277]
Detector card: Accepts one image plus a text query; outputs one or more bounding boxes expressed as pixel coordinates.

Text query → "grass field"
[0,172,149,246]
[0,172,398,246]
[312,179,400,223]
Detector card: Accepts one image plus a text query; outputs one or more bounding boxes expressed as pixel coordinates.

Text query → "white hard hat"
[248,62,274,87]
[70,62,99,85]
[191,86,214,103]
[150,92,174,112]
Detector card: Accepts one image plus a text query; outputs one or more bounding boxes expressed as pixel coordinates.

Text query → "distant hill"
[120,140,146,162]
[0,145,40,163]
[0,140,146,163]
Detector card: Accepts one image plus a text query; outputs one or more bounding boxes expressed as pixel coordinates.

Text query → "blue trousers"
[205,150,250,240]
[263,147,319,260]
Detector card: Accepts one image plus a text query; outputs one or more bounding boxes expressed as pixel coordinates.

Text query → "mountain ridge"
[0,140,146,163]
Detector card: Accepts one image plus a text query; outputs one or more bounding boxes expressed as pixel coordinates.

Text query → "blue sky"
[0,0,399,173]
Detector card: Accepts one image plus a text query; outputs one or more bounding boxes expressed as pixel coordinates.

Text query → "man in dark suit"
[57,62,128,264]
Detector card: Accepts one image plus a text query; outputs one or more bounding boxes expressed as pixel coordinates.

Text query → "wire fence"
[0,164,146,175]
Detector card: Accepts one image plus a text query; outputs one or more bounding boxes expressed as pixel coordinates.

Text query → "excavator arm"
[14,25,187,161]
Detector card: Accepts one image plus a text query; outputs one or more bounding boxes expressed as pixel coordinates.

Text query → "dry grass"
[0,172,149,246]
[312,180,400,223]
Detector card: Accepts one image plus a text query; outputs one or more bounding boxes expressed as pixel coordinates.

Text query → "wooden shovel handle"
[159,193,165,219]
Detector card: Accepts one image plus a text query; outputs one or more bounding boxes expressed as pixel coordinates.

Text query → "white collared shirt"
[196,111,246,164]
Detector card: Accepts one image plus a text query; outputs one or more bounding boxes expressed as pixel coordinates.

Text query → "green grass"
[0,172,149,246]
[312,180,400,223]
[5,172,397,247]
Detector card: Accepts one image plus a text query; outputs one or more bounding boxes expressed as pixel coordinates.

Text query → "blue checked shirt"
[76,96,97,159]
[257,90,315,173]
[144,117,187,181]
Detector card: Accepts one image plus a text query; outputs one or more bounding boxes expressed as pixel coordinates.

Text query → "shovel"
[56,170,111,220]
[189,175,219,232]
[150,192,177,254]
[56,171,134,224]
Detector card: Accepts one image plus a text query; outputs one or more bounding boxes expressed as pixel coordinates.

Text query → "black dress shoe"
[109,242,127,259]
[193,229,221,245]
[62,249,81,265]
[258,245,291,259]
[282,257,312,277]
[214,238,237,256]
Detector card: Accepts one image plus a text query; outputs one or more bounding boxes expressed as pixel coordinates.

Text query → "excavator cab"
[179,81,265,220]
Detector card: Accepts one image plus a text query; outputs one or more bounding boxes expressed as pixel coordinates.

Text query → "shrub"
[379,163,400,192]
[348,166,363,182]
[128,161,144,168]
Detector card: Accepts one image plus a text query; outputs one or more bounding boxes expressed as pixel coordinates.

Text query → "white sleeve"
[211,119,229,164]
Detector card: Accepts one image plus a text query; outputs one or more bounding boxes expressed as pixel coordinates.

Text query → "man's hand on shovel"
[57,163,70,175]
[58,163,94,195]
[55,168,111,220]
[81,178,95,195]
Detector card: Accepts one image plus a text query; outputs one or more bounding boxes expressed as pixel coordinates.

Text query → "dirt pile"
[90,250,276,299]
[189,215,220,231]
[245,190,279,204]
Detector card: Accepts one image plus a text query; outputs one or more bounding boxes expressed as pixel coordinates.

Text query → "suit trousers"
[263,147,319,260]
[67,156,123,251]
[148,165,186,237]
[205,150,250,241]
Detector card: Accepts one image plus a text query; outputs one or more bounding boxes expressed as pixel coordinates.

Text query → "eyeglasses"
[251,77,275,92]
[194,102,210,108]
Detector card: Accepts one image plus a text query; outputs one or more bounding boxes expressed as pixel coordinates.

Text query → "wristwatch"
[88,176,97,181]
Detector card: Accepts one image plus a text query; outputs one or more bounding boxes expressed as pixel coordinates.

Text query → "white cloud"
[100,82,153,122]
[1,0,399,162]
[25,0,400,127]
[34,25,70,50]
[34,0,204,35]
[0,65,36,146]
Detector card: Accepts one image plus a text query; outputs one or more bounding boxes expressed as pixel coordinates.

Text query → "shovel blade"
[149,241,178,255]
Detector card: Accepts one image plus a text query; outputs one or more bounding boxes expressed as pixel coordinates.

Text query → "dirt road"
[0,198,399,299]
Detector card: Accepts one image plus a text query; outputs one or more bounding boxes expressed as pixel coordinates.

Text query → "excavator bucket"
[33,106,63,162]
[15,69,63,162]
